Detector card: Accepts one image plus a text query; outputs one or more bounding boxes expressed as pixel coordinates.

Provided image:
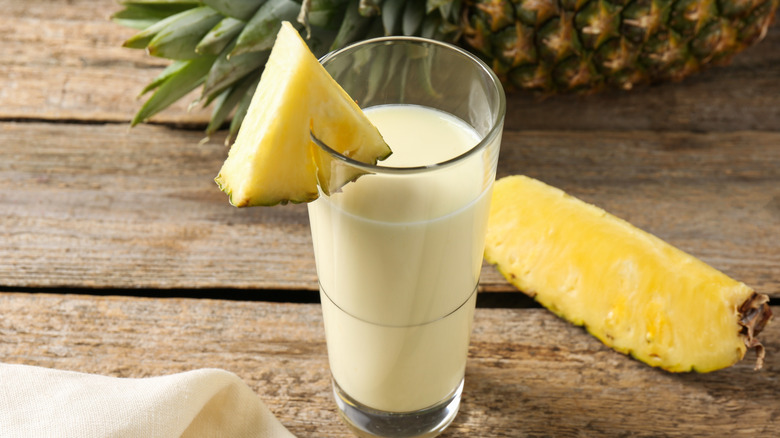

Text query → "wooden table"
[2,1,778,436]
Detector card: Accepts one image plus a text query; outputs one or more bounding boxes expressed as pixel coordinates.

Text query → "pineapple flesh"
[485,175,772,372]
[214,21,390,206]
[113,0,779,138]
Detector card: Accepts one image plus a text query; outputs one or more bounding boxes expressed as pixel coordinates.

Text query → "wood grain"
[1,122,777,297]
[1,293,777,437]
[2,2,778,436]
[0,122,314,290]
[0,0,211,125]
[1,1,777,298]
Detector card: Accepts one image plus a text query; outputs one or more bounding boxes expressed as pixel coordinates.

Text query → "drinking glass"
[308,36,505,438]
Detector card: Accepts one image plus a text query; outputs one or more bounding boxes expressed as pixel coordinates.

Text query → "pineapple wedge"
[214,22,390,207]
[485,175,772,372]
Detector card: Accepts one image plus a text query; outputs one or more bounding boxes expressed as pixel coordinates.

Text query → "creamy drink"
[310,35,504,438]
[308,104,494,412]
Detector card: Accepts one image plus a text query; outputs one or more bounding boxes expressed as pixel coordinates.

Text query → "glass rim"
[312,35,506,175]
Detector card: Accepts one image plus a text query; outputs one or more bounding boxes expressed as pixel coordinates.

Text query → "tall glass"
[308,36,505,438]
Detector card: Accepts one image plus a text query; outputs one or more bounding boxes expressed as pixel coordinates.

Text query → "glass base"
[332,377,463,438]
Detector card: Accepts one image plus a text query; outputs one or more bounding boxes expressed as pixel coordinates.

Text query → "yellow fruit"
[485,175,772,372]
[214,21,391,207]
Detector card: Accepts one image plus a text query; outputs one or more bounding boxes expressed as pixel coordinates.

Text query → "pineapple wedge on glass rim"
[214,21,391,207]
[485,175,772,372]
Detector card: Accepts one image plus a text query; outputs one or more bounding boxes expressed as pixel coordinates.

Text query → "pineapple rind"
[485,175,756,372]
[214,22,390,207]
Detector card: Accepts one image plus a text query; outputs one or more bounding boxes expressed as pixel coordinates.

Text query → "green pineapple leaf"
[436,0,459,23]
[201,0,265,21]
[231,0,302,57]
[401,0,424,35]
[112,3,195,30]
[331,0,375,50]
[303,25,339,55]
[358,0,383,16]
[206,71,262,139]
[381,0,405,34]
[201,41,270,105]
[139,59,190,96]
[147,6,224,59]
[420,12,439,39]
[425,0,448,14]
[227,73,261,142]
[308,0,351,28]
[122,10,186,48]
[120,0,200,4]
[132,55,217,126]
[196,16,246,55]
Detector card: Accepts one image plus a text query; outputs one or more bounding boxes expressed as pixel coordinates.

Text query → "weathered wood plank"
[0,0,210,125]
[0,122,316,290]
[0,0,778,132]
[0,293,777,436]
[1,122,778,298]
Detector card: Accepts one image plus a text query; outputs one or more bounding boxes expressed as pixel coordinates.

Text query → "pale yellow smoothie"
[308,104,495,412]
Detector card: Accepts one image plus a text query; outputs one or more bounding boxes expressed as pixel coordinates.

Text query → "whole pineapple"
[114,0,778,139]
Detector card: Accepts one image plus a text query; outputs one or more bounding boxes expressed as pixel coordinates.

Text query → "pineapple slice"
[214,21,391,207]
[485,175,772,372]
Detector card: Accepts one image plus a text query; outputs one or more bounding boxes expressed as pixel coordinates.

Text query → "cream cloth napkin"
[0,363,295,438]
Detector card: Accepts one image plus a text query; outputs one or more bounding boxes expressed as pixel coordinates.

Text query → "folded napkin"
[0,364,295,438]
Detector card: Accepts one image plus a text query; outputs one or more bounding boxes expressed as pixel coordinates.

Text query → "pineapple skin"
[485,175,765,372]
[463,0,780,92]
